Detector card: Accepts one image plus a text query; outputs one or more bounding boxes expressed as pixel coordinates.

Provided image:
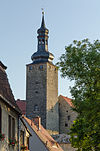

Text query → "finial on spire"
[41,8,44,15]
[41,8,45,28]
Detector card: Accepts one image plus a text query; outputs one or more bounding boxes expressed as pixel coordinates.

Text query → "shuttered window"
[8,115,15,138]
[0,105,2,133]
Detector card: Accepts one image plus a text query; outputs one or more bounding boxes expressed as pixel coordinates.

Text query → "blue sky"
[0,0,100,100]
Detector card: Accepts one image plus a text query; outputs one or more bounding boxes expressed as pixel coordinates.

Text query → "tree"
[57,39,100,151]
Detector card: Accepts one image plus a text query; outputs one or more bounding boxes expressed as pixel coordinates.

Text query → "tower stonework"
[26,12,59,134]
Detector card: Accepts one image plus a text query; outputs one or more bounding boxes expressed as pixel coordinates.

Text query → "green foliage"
[57,39,100,151]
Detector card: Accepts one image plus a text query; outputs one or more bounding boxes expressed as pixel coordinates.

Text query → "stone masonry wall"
[58,96,77,134]
[26,62,59,134]
[46,62,59,134]
[26,63,47,128]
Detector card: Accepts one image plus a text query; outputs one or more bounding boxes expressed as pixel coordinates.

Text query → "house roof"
[16,100,26,115]
[22,116,63,151]
[59,95,73,107]
[0,61,21,113]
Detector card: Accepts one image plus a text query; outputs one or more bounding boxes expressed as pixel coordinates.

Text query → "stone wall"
[60,144,76,151]
[26,63,47,128]
[26,62,59,134]
[46,62,59,135]
[58,95,77,134]
[53,134,76,151]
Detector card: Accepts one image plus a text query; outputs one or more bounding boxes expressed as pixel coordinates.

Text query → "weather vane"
[41,8,44,15]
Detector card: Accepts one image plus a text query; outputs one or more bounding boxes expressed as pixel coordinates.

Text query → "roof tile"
[0,61,21,113]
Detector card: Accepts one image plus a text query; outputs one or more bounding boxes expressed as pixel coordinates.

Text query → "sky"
[0,0,100,100]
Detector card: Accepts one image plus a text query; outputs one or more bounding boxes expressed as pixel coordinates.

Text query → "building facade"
[26,12,59,135]
[58,95,77,134]
[0,61,21,151]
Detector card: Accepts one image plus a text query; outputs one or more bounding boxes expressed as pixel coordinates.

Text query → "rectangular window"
[8,115,15,138]
[12,117,15,138]
[65,123,68,127]
[8,115,11,138]
[0,105,2,133]
[20,131,24,145]
[68,115,70,120]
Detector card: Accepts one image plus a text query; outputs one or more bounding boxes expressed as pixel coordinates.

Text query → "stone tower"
[26,12,59,134]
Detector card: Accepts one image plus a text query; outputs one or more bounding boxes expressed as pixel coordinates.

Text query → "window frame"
[8,115,15,139]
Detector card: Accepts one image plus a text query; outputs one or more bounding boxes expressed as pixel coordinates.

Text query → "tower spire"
[41,8,45,28]
[31,11,54,63]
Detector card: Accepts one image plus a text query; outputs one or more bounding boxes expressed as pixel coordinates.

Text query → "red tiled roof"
[59,95,73,107]
[22,116,63,151]
[16,100,26,115]
[0,61,21,113]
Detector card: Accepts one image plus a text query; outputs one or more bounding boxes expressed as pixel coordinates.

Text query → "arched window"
[42,39,44,44]
[34,105,39,111]
[39,65,43,70]
[39,39,41,44]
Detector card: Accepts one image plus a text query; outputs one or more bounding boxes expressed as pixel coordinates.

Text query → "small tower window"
[68,115,70,120]
[39,39,41,44]
[35,81,39,84]
[65,123,68,127]
[35,91,38,94]
[29,66,32,70]
[39,65,43,70]
[42,39,44,44]
[34,105,39,111]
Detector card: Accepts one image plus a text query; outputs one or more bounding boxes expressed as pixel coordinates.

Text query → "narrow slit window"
[68,115,70,120]
[65,123,68,127]
[12,117,15,138]
[34,105,39,111]
[8,115,11,138]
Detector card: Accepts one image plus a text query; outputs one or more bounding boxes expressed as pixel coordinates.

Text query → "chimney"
[32,116,41,130]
